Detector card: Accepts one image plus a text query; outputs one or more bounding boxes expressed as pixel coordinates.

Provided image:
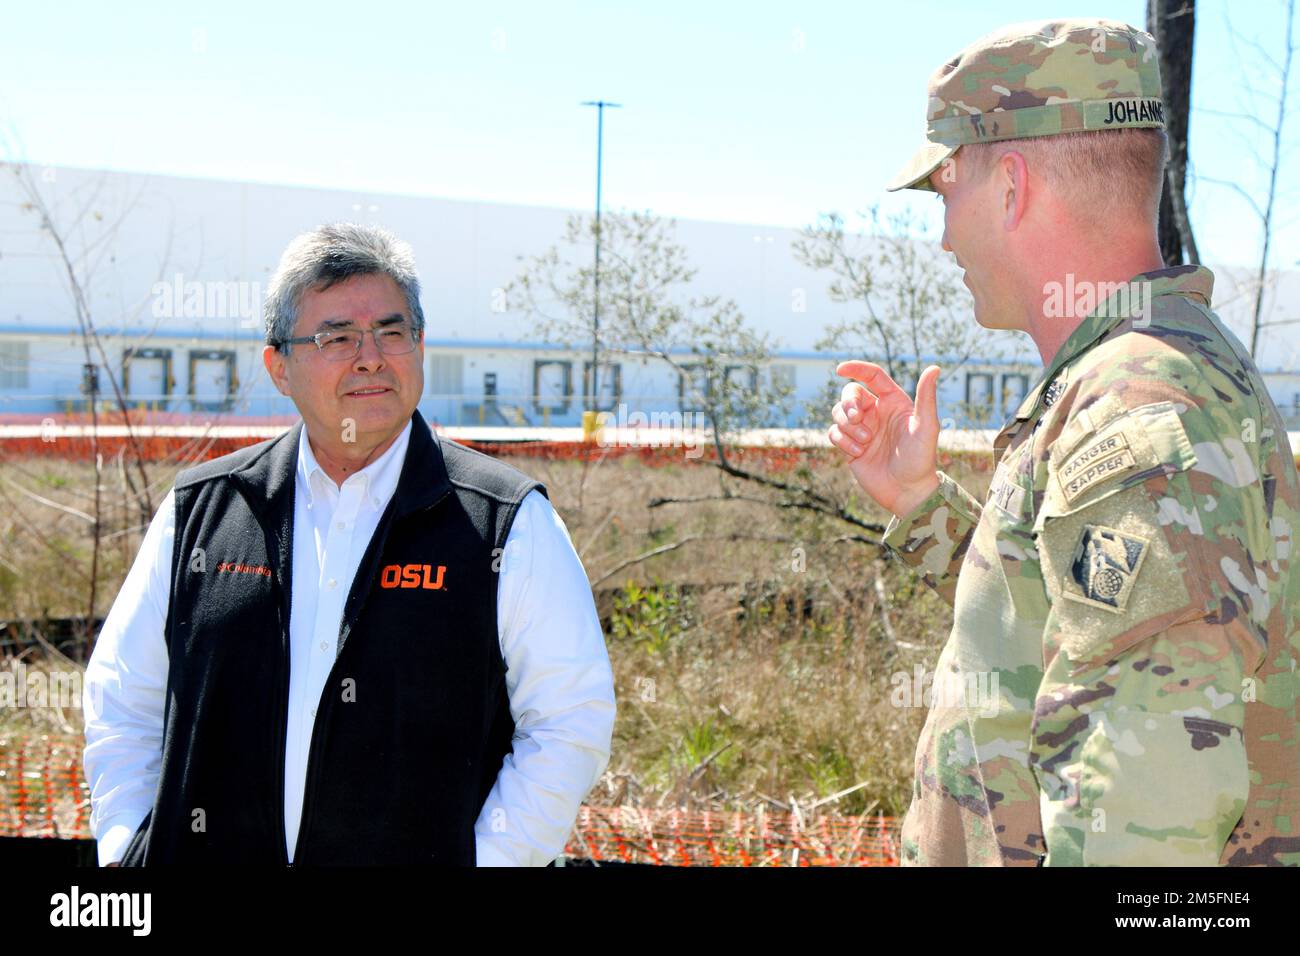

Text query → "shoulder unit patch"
[1062,523,1150,613]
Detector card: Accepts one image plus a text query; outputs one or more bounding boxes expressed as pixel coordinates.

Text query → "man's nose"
[941,231,953,254]
[352,331,387,371]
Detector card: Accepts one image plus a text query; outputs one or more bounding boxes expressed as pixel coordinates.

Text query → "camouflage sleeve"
[1028,400,1257,865]
[881,470,982,606]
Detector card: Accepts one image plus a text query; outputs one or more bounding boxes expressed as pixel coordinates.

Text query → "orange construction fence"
[1,732,900,866]
[0,430,996,476]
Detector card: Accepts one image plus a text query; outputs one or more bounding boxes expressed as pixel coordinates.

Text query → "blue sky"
[1,0,1296,270]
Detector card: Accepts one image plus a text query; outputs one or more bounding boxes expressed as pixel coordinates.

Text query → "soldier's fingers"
[838,381,877,422]
[832,401,872,444]
[913,365,942,433]
[837,361,903,406]
[827,423,863,458]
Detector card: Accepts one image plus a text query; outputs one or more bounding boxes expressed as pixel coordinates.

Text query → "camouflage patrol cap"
[887,18,1165,192]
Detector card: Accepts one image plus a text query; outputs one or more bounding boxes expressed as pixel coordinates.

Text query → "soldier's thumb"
[914,365,941,434]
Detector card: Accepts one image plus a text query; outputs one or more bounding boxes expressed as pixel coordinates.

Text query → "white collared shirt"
[82,420,615,866]
[283,417,410,858]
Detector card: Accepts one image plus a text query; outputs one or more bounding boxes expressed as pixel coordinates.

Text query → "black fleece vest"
[119,409,545,865]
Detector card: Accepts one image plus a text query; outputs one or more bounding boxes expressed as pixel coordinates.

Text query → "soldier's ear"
[998,149,1030,232]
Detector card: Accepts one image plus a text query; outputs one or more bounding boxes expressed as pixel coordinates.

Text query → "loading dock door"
[190,350,236,410]
[123,348,172,408]
[533,360,572,415]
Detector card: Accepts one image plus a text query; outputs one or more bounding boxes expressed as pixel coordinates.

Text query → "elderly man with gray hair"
[83,223,616,865]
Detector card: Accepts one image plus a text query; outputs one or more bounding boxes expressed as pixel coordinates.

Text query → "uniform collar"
[297,416,413,512]
[1006,264,1214,428]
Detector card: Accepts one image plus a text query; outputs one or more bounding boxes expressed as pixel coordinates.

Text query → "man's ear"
[263,345,290,397]
[998,149,1030,232]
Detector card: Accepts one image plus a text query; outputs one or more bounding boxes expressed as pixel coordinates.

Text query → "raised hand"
[828,361,942,518]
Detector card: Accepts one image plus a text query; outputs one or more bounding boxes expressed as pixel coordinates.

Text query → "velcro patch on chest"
[987,462,1027,517]
[1058,431,1139,504]
[1062,524,1150,613]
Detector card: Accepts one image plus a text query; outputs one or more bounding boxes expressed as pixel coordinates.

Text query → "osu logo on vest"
[379,563,447,590]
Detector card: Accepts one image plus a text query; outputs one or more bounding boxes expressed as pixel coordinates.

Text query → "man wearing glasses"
[83,223,616,865]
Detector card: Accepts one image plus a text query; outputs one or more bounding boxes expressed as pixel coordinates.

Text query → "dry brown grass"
[0,444,993,818]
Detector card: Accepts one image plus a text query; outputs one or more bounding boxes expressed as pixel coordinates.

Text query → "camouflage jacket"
[882,265,1300,866]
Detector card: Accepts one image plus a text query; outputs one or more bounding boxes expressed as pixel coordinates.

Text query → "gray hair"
[264,223,425,353]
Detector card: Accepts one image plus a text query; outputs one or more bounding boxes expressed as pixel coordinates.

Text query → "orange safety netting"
[0,430,996,475]
[1,732,901,865]
[0,733,90,840]
[564,803,900,867]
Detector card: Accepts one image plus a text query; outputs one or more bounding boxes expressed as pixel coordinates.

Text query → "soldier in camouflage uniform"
[829,19,1300,865]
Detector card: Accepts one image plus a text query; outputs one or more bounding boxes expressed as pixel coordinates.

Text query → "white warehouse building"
[0,162,1297,431]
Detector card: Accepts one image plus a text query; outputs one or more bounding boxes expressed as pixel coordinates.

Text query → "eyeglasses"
[278,322,419,361]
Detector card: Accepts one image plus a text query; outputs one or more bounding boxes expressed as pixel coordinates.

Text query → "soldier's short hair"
[955,127,1168,222]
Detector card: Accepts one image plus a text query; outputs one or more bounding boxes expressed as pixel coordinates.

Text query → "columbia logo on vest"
[216,561,272,577]
[380,563,447,590]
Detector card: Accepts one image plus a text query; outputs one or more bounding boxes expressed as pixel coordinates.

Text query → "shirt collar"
[1008,264,1214,426]
[297,417,413,512]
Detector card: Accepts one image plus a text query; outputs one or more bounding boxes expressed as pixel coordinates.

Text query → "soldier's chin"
[971,300,1017,332]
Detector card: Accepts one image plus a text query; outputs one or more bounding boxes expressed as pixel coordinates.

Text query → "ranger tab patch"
[1058,430,1139,504]
[1062,524,1150,613]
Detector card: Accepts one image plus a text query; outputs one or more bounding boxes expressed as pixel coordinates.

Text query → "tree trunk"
[1148,0,1200,266]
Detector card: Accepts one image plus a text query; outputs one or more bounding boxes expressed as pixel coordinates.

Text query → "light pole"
[581,99,620,414]
[753,234,773,324]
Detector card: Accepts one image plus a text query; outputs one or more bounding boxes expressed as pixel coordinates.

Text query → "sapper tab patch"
[1063,524,1150,613]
